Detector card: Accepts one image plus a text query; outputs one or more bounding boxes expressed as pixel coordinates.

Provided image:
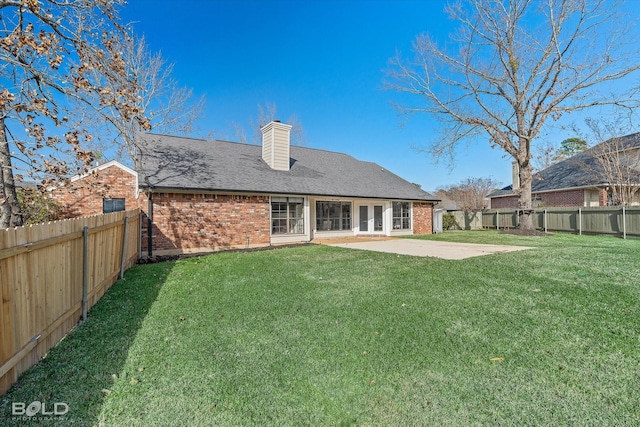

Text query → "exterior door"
[359,205,369,232]
[358,204,384,234]
[373,205,383,232]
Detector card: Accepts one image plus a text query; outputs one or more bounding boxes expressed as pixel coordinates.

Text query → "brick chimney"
[261,120,292,171]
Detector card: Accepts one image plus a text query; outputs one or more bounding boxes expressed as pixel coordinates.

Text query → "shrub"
[17,188,62,225]
[442,213,457,230]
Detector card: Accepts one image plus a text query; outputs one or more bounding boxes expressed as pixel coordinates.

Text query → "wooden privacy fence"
[482,207,640,238]
[449,211,483,230]
[0,209,140,395]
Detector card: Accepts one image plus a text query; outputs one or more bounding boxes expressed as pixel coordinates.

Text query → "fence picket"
[0,209,139,395]
[482,207,640,237]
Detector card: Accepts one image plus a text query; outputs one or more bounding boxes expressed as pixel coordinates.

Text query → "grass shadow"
[0,261,175,426]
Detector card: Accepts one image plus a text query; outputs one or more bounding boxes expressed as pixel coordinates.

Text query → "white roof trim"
[69,160,137,183]
[51,160,139,199]
[490,184,606,198]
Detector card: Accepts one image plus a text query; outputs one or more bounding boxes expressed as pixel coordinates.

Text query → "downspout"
[147,186,153,257]
[432,200,439,234]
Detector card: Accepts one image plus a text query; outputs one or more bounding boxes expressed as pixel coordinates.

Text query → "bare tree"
[532,137,588,171]
[532,139,559,172]
[437,177,499,211]
[0,0,149,228]
[582,119,640,206]
[388,0,640,229]
[74,36,206,167]
[234,102,306,146]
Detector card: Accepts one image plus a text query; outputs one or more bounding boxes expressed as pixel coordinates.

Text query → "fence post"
[544,209,547,233]
[496,211,500,230]
[148,189,153,257]
[138,212,142,258]
[120,216,129,279]
[578,208,582,235]
[82,226,89,321]
[623,206,626,240]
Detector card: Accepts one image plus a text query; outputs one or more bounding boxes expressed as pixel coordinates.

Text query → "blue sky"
[118,0,637,192]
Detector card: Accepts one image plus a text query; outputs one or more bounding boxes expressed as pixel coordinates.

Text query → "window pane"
[103,198,125,214]
[359,205,368,231]
[316,201,351,231]
[392,201,411,230]
[374,205,383,232]
[272,197,304,235]
[393,202,401,218]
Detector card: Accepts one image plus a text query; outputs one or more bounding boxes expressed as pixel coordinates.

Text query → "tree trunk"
[517,160,534,230]
[0,117,23,228]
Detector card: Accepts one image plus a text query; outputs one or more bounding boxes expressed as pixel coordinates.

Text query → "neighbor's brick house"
[490,188,609,209]
[489,133,640,208]
[53,121,439,255]
[50,161,139,217]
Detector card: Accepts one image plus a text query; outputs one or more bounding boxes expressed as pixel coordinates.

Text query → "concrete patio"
[316,237,532,260]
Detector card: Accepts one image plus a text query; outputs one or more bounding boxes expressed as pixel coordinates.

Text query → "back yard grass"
[2,231,639,426]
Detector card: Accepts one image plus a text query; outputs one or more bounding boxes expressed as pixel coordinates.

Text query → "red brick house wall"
[142,192,271,254]
[539,189,585,207]
[490,195,520,209]
[50,163,139,218]
[491,190,587,208]
[598,188,608,206]
[413,202,434,234]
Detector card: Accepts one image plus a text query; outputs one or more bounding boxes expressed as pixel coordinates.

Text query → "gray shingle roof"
[137,133,438,201]
[489,133,640,198]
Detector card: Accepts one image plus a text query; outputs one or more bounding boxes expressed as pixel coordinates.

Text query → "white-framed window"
[532,196,543,208]
[392,201,411,230]
[316,201,352,231]
[271,197,304,234]
[103,198,125,214]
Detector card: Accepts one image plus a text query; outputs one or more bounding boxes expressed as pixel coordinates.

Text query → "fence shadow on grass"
[0,261,174,426]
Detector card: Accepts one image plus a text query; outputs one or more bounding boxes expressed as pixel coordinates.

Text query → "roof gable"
[69,160,137,183]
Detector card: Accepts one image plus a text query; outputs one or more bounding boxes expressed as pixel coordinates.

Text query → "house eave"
[139,184,439,202]
[490,184,608,198]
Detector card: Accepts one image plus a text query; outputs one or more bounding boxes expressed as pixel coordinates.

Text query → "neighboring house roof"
[15,178,38,189]
[489,133,640,198]
[137,133,438,201]
[436,196,461,211]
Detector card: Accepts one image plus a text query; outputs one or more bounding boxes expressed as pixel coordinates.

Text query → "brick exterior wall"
[412,202,434,234]
[491,189,587,208]
[490,195,520,209]
[50,164,139,218]
[50,163,439,254]
[142,192,271,254]
[538,189,585,207]
[599,188,608,206]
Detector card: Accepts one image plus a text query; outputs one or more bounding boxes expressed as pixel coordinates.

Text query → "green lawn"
[2,231,639,426]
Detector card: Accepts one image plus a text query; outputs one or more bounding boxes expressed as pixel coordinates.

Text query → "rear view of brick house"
[53,121,440,255]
